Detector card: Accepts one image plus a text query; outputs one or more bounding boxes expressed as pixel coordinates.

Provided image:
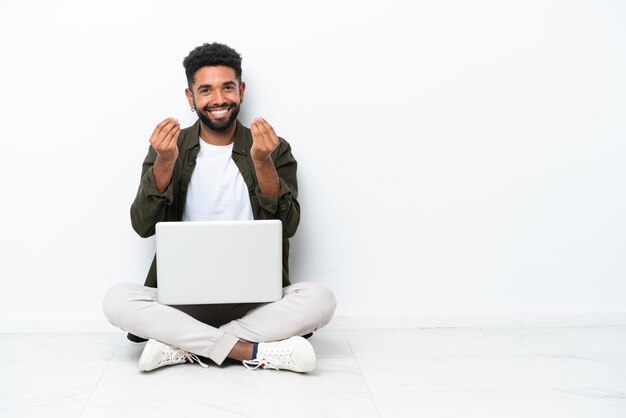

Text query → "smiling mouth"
[207,107,231,118]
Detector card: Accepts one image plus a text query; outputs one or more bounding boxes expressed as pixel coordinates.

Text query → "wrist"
[252,156,273,167]
[154,156,176,169]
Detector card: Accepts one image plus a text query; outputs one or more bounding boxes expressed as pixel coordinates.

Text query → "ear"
[185,88,195,110]
[239,81,246,103]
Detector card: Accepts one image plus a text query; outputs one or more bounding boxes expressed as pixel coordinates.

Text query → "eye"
[224,85,235,91]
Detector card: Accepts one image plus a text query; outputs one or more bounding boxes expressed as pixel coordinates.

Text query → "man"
[103,43,336,373]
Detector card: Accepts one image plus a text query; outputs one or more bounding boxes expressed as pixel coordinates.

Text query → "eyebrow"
[196,81,237,91]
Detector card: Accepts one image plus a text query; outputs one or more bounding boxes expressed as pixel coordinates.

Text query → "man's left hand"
[251,118,279,163]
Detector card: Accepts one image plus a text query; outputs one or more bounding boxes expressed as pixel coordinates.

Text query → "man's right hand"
[150,117,180,194]
[150,117,180,164]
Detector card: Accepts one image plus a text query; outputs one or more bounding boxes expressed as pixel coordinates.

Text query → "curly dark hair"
[182,42,242,87]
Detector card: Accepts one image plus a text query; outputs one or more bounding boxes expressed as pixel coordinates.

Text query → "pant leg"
[102,281,337,364]
[218,282,337,343]
[171,302,263,328]
[102,282,238,365]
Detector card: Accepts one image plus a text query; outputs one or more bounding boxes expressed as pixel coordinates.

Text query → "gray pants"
[102,282,337,365]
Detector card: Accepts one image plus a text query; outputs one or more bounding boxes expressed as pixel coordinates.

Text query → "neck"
[199,121,237,146]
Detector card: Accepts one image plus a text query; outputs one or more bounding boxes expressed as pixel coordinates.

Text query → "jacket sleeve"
[130,146,175,238]
[255,139,300,239]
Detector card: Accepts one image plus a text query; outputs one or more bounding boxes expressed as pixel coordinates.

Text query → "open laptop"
[155,220,283,305]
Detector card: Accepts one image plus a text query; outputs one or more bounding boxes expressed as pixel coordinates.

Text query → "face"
[185,65,245,132]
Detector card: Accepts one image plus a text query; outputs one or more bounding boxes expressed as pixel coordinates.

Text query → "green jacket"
[131,119,300,289]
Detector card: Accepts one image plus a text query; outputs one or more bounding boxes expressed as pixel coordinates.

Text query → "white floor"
[2,325,626,417]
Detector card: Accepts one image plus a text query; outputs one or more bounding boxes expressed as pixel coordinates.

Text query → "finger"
[150,120,168,145]
[250,120,263,141]
[152,117,175,138]
[251,121,270,149]
[254,118,278,149]
[155,117,175,131]
[163,125,180,148]
[257,118,278,142]
[257,118,273,133]
[154,119,180,147]
[150,118,176,145]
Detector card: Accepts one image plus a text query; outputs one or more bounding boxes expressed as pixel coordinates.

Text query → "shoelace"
[161,346,209,369]
[242,347,296,371]
[186,353,209,368]
[243,357,281,370]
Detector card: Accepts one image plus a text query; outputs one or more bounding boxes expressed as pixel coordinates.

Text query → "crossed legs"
[102,282,337,367]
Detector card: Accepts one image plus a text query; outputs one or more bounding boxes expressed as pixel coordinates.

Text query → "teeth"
[210,108,228,115]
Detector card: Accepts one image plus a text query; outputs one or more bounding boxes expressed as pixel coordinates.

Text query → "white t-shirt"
[182,139,254,222]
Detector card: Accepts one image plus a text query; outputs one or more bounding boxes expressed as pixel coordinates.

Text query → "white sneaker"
[243,336,316,372]
[138,339,208,372]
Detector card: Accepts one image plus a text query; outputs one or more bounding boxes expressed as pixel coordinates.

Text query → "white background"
[1,0,625,330]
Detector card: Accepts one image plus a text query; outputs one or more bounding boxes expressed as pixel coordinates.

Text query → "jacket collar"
[183,119,249,155]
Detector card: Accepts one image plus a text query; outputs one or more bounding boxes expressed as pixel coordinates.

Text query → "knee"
[102,282,144,326]
[301,282,337,324]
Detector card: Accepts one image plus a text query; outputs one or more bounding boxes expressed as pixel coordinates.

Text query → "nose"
[212,89,225,104]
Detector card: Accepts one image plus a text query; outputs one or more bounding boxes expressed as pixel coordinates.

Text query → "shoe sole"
[138,339,159,372]
[289,336,317,373]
